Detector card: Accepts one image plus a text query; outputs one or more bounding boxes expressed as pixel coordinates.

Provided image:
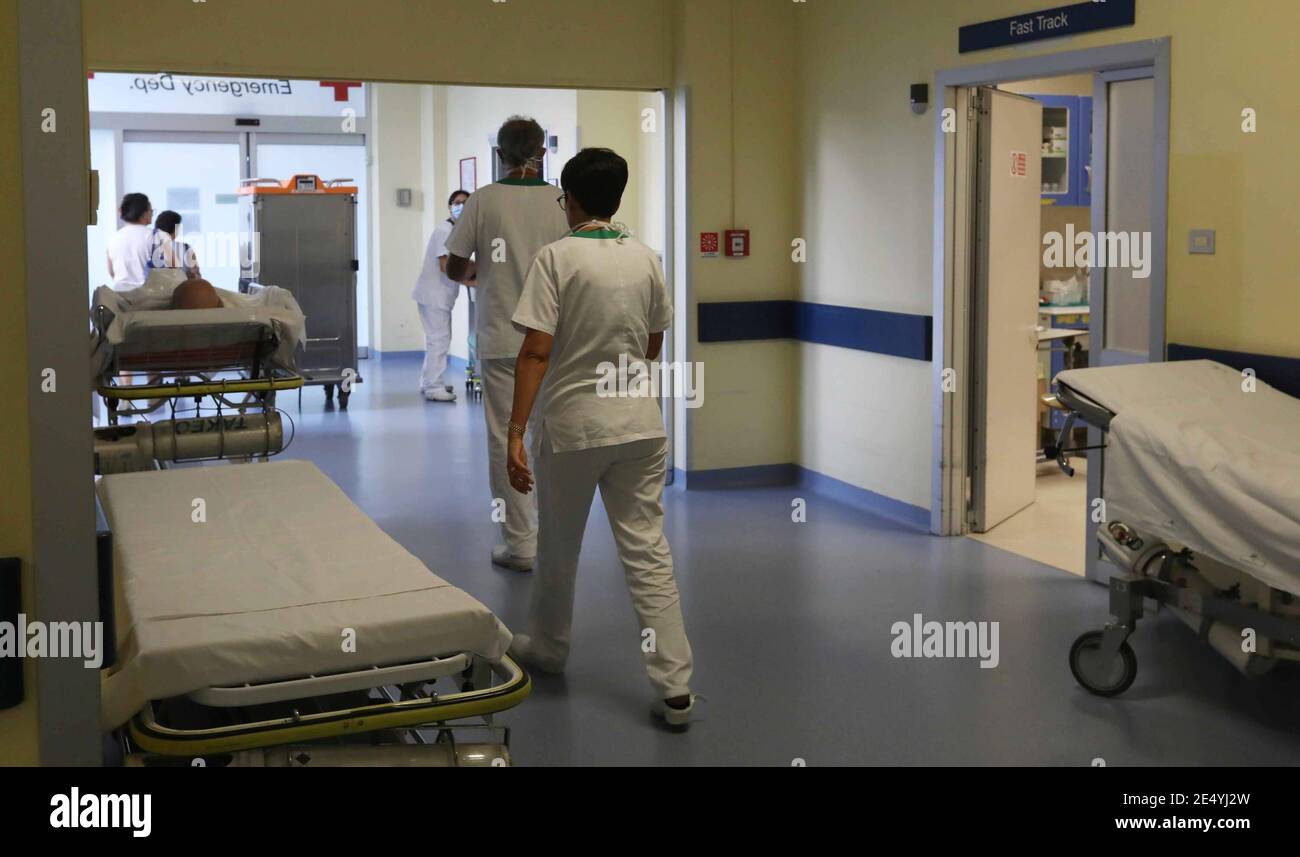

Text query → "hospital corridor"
[3,0,1300,834]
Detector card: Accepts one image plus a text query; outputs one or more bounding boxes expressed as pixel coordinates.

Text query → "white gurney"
[92,273,307,380]
[1052,360,1300,696]
[98,460,527,763]
[91,274,309,472]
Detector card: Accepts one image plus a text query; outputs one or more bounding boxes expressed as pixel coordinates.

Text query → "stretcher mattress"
[98,460,512,728]
[1056,360,1300,593]
[91,274,307,377]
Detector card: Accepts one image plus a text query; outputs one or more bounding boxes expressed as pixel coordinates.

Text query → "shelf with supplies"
[1029,94,1092,208]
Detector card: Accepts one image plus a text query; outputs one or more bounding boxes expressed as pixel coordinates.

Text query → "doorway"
[931,40,1171,584]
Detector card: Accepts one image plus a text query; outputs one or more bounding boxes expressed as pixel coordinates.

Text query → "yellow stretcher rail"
[128,656,531,757]
[99,374,304,401]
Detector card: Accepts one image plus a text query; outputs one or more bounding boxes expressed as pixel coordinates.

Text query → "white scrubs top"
[443,179,569,360]
[106,224,161,290]
[512,229,673,453]
[411,219,460,309]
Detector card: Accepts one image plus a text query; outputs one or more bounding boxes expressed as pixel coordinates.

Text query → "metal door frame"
[931,38,1171,537]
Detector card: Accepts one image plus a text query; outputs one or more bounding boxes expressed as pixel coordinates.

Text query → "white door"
[970,87,1043,532]
[120,132,243,291]
[1085,69,1162,582]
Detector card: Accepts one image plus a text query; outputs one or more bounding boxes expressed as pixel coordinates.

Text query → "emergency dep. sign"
[87,72,366,118]
[959,0,1136,53]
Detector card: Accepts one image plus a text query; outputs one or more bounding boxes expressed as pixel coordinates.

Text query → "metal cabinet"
[239,175,361,408]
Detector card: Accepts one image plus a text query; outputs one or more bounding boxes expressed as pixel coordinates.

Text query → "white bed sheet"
[98,460,512,728]
[91,273,306,377]
[1056,360,1300,593]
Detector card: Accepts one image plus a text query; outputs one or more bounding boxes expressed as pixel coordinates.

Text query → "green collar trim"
[497,177,550,186]
[570,229,624,239]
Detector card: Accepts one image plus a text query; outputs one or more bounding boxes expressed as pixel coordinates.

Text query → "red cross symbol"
[320,81,362,102]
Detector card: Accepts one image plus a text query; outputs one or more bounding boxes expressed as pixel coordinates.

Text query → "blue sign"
[959,0,1136,53]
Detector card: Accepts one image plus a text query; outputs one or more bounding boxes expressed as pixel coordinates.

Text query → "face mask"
[450,203,464,220]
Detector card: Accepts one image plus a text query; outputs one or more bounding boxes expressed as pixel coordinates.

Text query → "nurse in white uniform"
[445,117,569,571]
[412,190,472,402]
[504,148,696,728]
[106,193,170,291]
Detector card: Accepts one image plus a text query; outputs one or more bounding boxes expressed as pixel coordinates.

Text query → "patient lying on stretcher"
[169,278,223,310]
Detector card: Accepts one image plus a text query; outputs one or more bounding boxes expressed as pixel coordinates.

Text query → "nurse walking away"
[505,148,696,728]
[106,192,171,290]
[445,117,569,572]
[413,190,473,402]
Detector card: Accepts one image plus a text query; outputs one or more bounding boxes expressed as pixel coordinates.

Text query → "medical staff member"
[445,117,568,572]
[106,193,167,290]
[505,148,695,727]
[413,190,472,402]
[155,210,200,279]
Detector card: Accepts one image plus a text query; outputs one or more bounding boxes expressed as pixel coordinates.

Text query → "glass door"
[253,133,370,350]
[121,132,243,291]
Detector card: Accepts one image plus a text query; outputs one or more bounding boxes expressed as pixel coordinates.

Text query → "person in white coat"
[504,148,696,728]
[106,193,170,291]
[413,190,472,402]
[445,116,569,571]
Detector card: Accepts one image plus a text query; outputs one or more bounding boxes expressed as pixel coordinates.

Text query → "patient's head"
[170,278,223,310]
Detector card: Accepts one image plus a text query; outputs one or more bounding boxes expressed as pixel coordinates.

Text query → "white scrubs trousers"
[417,302,453,393]
[480,358,538,557]
[528,433,693,700]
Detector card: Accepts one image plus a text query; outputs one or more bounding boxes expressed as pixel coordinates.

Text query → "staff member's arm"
[506,249,562,494]
[442,254,477,285]
[443,191,480,285]
[506,329,552,494]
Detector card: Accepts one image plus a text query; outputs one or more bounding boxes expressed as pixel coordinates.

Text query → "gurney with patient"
[90,275,529,766]
[1049,360,1300,696]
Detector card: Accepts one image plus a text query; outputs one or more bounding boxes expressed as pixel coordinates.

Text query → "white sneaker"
[507,633,565,675]
[491,545,534,572]
[655,695,696,729]
[424,386,456,402]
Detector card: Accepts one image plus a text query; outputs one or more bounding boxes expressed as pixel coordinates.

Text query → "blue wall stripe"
[697,300,794,342]
[698,300,932,361]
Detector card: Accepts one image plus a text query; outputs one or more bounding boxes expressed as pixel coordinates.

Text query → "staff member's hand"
[507,435,533,494]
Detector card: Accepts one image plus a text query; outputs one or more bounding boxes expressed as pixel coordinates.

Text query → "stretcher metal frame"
[94,306,304,427]
[1053,379,1300,697]
[124,653,530,760]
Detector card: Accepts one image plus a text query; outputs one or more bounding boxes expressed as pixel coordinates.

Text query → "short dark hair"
[448,190,470,206]
[120,193,151,223]
[155,210,182,236]
[560,148,628,219]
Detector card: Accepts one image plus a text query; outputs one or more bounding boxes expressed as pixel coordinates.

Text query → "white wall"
[369,82,431,353]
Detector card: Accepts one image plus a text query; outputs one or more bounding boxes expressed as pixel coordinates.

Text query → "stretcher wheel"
[1069,630,1137,697]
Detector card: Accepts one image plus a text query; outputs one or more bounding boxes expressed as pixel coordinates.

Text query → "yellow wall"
[673,0,800,471]
[0,0,40,766]
[798,0,1300,506]
[800,0,1300,357]
[1002,74,1094,97]
[82,0,672,90]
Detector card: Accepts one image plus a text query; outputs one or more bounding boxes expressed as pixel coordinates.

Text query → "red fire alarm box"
[724,229,750,257]
[700,232,720,257]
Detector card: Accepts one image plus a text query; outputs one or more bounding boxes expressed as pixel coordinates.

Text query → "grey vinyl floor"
[283,355,1300,766]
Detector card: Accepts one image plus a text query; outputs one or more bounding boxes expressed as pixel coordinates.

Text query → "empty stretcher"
[1051,360,1300,696]
[97,460,527,763]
